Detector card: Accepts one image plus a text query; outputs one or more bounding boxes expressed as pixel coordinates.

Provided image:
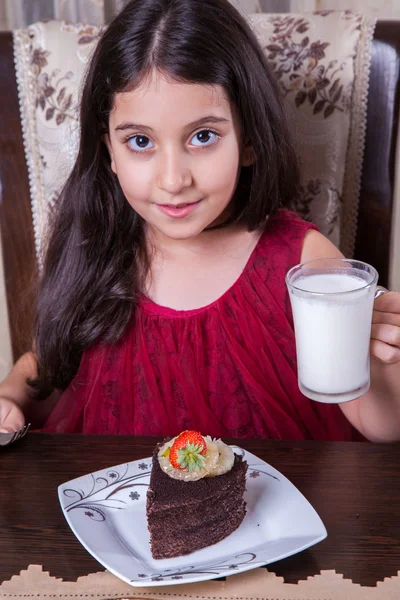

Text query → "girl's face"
[106,71,251,242]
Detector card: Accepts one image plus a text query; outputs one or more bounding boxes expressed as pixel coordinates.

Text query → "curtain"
[230,1,291,14]
[3,0,400,29]
[4,0,130,29]
[3,0,294,29]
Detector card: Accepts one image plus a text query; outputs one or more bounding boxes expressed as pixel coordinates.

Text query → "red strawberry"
[169,430,207,472]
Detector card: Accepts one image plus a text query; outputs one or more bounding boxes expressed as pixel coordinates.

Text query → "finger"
[0,406,25,432]
[370,339,400,364]
[372,311,400,326]
[374,291,400,313]
[0,415,25,431]
[371,323,400,347]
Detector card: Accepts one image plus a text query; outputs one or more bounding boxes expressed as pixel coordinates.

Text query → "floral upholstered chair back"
[13,11,376,262]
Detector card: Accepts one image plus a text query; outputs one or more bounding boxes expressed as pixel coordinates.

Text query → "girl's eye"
[127,135,154,152]
[191,130,218,147]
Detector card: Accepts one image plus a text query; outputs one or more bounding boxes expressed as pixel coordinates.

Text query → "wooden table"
[0,433,399,587]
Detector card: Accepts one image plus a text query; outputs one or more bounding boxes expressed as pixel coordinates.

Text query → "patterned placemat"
[1,565,400,599]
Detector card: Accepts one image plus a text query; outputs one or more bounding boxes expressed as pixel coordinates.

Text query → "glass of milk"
[286,258,379,403]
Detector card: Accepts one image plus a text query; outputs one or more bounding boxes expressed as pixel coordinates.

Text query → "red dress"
[42,210,362,440]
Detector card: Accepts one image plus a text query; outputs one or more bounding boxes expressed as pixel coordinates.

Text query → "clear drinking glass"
[286,258,379,403]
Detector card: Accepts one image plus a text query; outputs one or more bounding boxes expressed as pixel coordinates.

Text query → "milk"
[288,272,375,403]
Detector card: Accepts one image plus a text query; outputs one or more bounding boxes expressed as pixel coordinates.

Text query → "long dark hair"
[32,0,299,395]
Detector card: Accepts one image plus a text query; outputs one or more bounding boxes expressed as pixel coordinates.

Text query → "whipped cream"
[158,435,235,481]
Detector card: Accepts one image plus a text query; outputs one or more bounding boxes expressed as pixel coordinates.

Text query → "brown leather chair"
[1,21,399,362]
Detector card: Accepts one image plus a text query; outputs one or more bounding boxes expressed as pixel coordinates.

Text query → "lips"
[155,199,202,219]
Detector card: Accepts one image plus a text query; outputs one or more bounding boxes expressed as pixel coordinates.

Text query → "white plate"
[58,446,327,587]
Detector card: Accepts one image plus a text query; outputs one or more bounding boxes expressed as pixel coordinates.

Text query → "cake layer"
[150,503,246,559]
[148,473,246,514]
[146,442,248,559]
[147,487,247,530]
[147,446,247,507]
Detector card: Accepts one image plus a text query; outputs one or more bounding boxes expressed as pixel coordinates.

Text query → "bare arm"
[301,230,400,442]
[0,352,59,430]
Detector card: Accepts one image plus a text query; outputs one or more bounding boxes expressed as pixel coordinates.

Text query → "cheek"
[113,155,152,203]
[199,144,240,195]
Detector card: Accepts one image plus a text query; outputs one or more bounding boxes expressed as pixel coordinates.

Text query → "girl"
[1,0,400,442]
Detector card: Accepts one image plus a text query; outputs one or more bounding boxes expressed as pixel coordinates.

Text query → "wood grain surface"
[0,434,399,586]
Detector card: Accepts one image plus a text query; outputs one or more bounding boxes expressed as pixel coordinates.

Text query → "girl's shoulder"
[269,208,318,230]
[260,208,318,246]
[253,209,319,270]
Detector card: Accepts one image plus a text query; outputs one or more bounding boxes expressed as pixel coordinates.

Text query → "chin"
[155,221,213,240]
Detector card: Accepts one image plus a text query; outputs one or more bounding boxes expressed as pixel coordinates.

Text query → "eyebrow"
[114,115,230,132]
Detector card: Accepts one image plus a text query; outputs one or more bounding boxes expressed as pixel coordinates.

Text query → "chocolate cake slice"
[146,438,248,559]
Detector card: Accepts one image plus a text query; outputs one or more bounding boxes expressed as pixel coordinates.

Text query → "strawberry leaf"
[177,443,207,472]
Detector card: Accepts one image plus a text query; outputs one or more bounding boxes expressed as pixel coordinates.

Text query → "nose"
[156,148,192,194]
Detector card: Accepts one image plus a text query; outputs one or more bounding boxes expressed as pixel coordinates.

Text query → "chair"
[1,15,400,363]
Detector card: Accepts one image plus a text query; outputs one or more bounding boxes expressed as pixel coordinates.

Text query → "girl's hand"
[0,397,25,433]
[371,291,400,364]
